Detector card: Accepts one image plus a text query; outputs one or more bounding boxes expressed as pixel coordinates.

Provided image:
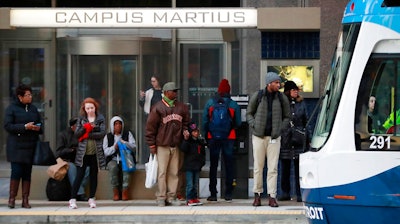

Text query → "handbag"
[117,142,136,173]
[291,127,306,146]
[145,154,158,189]
[33,141,57,166]
[47,157,69,181]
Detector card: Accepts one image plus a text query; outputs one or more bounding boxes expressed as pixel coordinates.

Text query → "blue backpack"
[209,97,232,139]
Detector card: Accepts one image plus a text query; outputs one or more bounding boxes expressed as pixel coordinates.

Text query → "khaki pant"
[252,135,281,198]
[156,146,180,201]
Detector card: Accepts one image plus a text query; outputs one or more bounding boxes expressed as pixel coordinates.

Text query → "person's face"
[267,80,281,92]
[71,123,77,132]
[369,96,376,111]
[290,89,299,98]
[84,103,96,116]
[191,129,199,138]
[151,78,159,88]
[18,91,33,104]
[164,89,178,100]
[114,121,122,134]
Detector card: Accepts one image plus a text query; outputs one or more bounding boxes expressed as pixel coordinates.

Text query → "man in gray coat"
[246,72,290,207]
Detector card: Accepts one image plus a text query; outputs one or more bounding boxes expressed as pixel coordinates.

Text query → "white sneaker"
[88,198,96,208]
[69,199,77,209]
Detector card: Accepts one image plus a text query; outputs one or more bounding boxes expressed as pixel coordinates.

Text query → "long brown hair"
[79,97,100,117]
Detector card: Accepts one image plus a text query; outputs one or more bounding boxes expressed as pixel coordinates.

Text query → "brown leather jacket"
[145,99,190,148]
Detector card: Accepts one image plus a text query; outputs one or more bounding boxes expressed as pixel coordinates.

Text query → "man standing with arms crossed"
[146,82,190,207]
[246,72,290,207]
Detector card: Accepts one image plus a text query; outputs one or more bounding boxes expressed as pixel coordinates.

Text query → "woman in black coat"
[279,81,308,203]
[4,84,43,209]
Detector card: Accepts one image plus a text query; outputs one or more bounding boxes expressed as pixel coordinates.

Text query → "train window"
[355,54,400,150]
[311,24,360,150]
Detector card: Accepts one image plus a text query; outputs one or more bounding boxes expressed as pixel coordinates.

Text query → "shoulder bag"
[33,141,57,166]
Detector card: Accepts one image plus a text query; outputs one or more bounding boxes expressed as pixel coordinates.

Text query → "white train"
[300,0,400,223]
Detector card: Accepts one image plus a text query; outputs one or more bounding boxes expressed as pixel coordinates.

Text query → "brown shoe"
[252,193,261,206]
[268,197,279,207]
[122,188,129,201]
[113,188,120,201]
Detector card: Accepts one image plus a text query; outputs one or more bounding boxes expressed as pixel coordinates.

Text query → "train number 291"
[369,136,390,149]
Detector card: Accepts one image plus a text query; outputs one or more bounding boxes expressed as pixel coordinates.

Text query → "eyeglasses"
[23,93,32,97]
[168,90,178,93]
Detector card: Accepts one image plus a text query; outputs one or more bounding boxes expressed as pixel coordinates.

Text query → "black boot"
[8,179,20,209]
[21,181,31,209]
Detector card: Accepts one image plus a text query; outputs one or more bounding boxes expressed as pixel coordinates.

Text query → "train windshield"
[310,23,360,150]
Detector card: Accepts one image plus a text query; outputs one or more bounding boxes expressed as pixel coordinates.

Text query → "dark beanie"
[284,80,299,93]
[69,117,78,126]
[218,79,231,94]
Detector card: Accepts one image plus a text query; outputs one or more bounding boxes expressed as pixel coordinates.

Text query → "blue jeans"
[185,170,200,200]
[208,139,234,197]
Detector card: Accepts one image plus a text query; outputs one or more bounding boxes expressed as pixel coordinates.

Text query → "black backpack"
[46,177,70,201]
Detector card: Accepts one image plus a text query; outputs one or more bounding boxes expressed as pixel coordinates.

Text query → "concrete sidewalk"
[0,198,307,224]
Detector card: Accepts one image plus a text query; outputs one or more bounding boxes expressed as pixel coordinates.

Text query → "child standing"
[180,122,206,206]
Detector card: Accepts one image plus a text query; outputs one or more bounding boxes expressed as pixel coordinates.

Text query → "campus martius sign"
[10,8,257,28]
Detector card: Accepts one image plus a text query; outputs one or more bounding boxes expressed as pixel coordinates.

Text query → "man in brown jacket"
[145,82,190,207]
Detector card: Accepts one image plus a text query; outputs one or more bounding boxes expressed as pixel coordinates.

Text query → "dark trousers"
[71,155,98,199]
[11,162,32,181]
[208,139,234,197]
[280,158,301,197]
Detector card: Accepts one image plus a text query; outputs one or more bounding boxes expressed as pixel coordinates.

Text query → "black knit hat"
[284,81,299,92]
[69,117,78,126]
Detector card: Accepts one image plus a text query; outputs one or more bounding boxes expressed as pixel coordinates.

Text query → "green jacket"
[246,90,290,139]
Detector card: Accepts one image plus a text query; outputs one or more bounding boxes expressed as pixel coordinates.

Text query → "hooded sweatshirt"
[103,116,136,163]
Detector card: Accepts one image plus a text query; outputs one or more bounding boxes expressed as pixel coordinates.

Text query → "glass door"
[0,41,54,163]
[180,43,225,125]
[71,55,138,159]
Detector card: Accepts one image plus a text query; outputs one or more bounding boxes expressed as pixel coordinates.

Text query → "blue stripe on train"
[302,166,400,224]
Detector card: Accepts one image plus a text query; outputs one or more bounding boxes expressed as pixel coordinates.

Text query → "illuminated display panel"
[260,60,319,98]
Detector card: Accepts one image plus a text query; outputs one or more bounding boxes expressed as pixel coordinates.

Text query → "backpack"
[208,97,232,139]
[46,177,71,201]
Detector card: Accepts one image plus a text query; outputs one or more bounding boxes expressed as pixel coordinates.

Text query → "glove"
[78,123,93,142]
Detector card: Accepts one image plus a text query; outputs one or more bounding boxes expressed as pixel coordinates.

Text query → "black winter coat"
[280,95,308,160]
[74,114,107,168]
[180,137,206,171]
[55,128,78,162]
[4,98,42,164]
